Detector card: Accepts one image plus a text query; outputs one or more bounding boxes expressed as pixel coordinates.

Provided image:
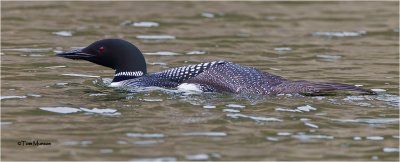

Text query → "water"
[1,1,399,161]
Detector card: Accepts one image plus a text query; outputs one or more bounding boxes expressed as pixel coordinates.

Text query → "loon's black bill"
[56,49,94,60]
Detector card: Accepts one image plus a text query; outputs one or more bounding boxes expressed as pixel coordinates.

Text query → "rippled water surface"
[1,1,399,161]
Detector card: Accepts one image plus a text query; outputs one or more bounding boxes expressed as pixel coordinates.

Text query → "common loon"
[57,39,374,95]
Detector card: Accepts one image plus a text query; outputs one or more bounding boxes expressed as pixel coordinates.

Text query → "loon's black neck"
[111,43,148,82]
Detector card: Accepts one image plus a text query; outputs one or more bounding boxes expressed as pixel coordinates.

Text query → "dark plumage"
[57,39,374,95]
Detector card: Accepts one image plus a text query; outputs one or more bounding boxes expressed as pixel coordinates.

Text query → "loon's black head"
[57,39,147,76]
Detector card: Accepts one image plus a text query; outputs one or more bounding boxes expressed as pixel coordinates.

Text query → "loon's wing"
[110,76,180,87]
[152,61,227,83]
[115,61,226,88]
[183,62,288,94]
[182,62,373,95]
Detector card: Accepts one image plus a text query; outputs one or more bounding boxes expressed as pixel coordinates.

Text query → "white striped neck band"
[115,71,144,77]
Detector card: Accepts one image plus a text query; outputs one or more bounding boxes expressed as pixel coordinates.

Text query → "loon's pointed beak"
[56,49,94,60]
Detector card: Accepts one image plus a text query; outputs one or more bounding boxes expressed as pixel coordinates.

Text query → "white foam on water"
[133,21,159,27]
[40,107,81,114]
[277,132,292,136]
[185,153,209,160]
[304,122,319,129]
[297,105,317,112]
[312,31,366,37]
[27,94,41,97]
[29,54,46,57]
[143,51,179,56]
[2,48,52,52]
[133,140,163,145]
[332,118,399,124]
[292,134,334,141]
[56,82,68,86]
[300,118,310,121]
[269,67,281,71]
[177,83,203,93]
[44,65,66,69]
[312,96,326,100]
[343,96,366,101]
[80,108,117,114]
[274,47,292,51]
[226,113,282,122]
[371,88,386,92]
[366,136,384,140]
[201,12,215,18]
[63,140,92,146]
[89,93,108,97]
[276,105,317,113]
[383,147,400,153]
[61,73,100,78]
[376,94,399,107]
[266,137,279,141]
[39,107,119,115]
[117,140,128,145]
[275,107,302,112]
[203,105,216,109]
[1,121,12,125]
[223,109,240,113]
[148,62,167,65]
[0,96,27,100]
[225,104,246,108]
[182,132,227,137]
[143,98,163,102]
[316,55,342,59]
[136,35,176,40]
[186,50,207,55]
[126,133,165,138]
[100,149,113,154]
[131,157,176,162]
[52,31,73,37]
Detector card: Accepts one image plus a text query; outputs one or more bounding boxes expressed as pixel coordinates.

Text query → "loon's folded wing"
[183,62,373,95]
[183,62,288,94]
[153,61,227,83]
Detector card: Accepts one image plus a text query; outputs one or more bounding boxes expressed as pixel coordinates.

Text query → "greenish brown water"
[1,1,399,161]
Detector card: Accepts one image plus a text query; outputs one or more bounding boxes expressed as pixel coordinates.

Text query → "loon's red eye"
[98,46,105,54]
